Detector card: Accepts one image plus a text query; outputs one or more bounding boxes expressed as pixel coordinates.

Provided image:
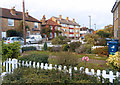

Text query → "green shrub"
[94,38,106,46]
[75,44,92,54]
[58,35,66,40]
[50,46,61,52]
[2,42,21,61]
[69,42,82,52]
[22,46,36,53]
[44,42,47,51]
[93,46,108,56]
[47,47,52,51]
[50,52,79,67]
[6,30,23,37]
[2,67,111,83]
[61,44,69,51]
[51,37,61,45]
[18,53,49,64]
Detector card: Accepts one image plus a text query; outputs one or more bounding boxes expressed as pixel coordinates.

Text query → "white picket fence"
[1,58,120,83]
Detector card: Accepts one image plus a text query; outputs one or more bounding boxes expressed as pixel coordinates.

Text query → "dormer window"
[8,19,14,26]
[34,22,38,28]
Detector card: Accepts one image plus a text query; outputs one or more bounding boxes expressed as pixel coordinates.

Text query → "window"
[117,7,118,19]
[65,34,67,37]
[34,22,38,28]
[69,29,73,32]
[76,34,79,37]
[62,28,67,32]
[50,33,52,38]
[33,33,35,35]
[75,30,79,33]
[58,27,60,30]
[69,34,73,37]
[37,33,39,35]
[54,33,56,37]
[75,26,79,28]
[69,25,73,28]
[61,24,67,27]
[8,19,14,26]
[50,26,52,30]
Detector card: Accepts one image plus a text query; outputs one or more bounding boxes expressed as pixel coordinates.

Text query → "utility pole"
[94,24,96,31]
[23,0,26,45]
[89,16,91,29]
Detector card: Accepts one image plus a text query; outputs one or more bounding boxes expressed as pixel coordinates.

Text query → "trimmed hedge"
[18,53,49,64]
[22,46,36,53]
[93,46,108,56]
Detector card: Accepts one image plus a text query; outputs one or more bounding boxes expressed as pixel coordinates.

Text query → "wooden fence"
[1,58,120,83]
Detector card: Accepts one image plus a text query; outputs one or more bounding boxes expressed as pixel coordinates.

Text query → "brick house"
[51,15,80,39]
[41,15,61,39]
[0,7,42,38]
[111,0,120,40]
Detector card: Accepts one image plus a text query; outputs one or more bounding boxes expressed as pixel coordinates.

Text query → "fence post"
[12,59,18,72]
[33,62,36,68]
[91,69,95,75]
[18,60,21,67]
[69,66,72,80]
[80,67,84,73]
[41,63,44,69]
[44,63,48,70]
[109,71,114,83]
[37,62,40,69]
[25,61,29,67]
[22,61,25,67]
[29,61,32,68]
[9,58,12,73]
[85,68,89,75]
[6,59,8,73]
[49,64,52,70]
[54,65,57,70]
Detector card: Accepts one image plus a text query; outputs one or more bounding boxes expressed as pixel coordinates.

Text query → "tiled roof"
[111,0,120,13]
[52,16,80,26]
[0,8,41,23]
[46,19,61,26]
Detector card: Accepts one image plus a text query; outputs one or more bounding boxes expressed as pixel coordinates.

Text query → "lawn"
[22,51,109,71]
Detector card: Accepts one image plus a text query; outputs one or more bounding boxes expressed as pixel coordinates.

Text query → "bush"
[50,46,61,52]
[44,42,47,51]
[94,38,106,46]
[6,30,23,37]
[62,44,69,51]
[50,52,79,67]
[47,47,52,51]
[2,67,111,83]
[75,44,93,54]
[69,42,82,52]
[2,42,21,61]
[106,52,120,71]
[18,53,49,64]
[22,46,36,53]
[51,37,61,45]
[93,46,108,56]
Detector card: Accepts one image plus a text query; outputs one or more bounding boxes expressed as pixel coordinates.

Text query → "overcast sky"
[0,0,116,30]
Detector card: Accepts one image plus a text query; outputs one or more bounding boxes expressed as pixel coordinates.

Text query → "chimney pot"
[73,18,75,22]
[10,6,16,15]
[66,17,69,21]
[59,15,62,19]
[25,10,29,17]
[42,15,46,25]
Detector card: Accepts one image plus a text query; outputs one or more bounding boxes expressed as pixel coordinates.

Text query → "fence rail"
[1,58,120,83]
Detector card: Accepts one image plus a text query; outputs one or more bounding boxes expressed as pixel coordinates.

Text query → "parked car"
[4,37,24,45]
[26,35,42,44]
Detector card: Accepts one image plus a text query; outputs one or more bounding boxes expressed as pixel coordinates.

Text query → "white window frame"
[8,19,14,26]
[34,22,38,28]
[69,29,74,32]
[75,30,79,33]
[69,34,73,37]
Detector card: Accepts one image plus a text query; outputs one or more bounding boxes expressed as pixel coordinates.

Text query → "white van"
[26,35,42,44]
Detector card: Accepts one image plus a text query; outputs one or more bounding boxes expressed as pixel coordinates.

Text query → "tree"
[17,20,29,33]
[104,25,114,38]
[96,31,110,38]
[6,30,22,37]
[55,30,62,36]
[44,42,47,51]
[41,27,52,39]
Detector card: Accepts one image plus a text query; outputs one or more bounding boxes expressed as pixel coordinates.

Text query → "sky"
[0,0,116,30]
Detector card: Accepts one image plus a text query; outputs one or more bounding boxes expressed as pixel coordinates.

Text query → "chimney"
[66,17,69,21]
[25,10,29,17]
[42,15,46,25]
[59,15,62,20]
[73,18,75,22]
[10,6,16,15]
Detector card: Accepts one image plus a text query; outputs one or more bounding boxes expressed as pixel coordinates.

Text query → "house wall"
[1,18,41,36]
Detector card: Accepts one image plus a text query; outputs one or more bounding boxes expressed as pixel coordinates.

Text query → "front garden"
[1,34,120,83]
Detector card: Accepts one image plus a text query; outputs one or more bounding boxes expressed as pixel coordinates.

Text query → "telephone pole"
[23,0,26,45]
[89,16,91,29]
[94,24,96,31]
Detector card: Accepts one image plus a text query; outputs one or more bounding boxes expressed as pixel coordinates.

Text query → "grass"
[22,51,109,71]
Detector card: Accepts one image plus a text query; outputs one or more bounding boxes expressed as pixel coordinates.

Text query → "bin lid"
[108,41,118,44]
